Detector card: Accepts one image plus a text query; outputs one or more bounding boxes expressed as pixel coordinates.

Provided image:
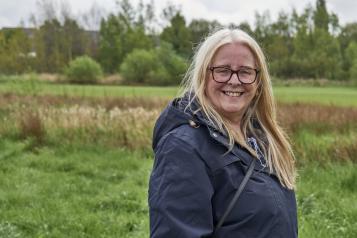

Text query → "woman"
[148,28,297,238]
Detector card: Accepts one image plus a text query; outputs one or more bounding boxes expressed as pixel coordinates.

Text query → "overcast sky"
[1,0,356,29]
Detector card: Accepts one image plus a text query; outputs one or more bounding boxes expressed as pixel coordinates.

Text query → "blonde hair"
[180,28,296,189]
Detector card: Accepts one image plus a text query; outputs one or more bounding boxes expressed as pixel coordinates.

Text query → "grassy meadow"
[0,75,357,106]
[0,77,356,237]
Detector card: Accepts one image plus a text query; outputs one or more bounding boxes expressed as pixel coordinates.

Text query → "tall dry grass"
[278,103,357,133]
[0,93,168,110]
[0,93,356,162]
[7,106,160,149]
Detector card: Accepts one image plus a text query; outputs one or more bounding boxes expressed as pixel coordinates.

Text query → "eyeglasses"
[208,66,260,84]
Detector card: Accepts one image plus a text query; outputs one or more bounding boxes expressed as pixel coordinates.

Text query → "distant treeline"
[0,0,357,85]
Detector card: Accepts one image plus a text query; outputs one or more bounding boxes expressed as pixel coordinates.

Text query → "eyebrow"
[213,65,255,69]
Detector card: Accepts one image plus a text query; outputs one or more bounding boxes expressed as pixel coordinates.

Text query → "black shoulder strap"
[212,159,255,237]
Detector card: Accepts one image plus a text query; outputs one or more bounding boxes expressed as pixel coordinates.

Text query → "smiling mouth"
[223,91,244,97]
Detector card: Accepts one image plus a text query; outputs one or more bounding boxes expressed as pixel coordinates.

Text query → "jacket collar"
[153,94,271,173]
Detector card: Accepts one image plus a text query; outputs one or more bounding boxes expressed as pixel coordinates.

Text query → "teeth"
[224,91,243,97]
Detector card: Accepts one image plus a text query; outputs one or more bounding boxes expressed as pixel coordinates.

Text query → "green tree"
[310,28,342,79]
[99,14,126,73]
[237,22,254,36]
[153,42,187,85]
[265,11,294,77]
[99,0,154,73]
[313,0,330,31]
[62,18,89,62]
[188,19,222,45]
[339,23,357,77]
[161,12,191,58]
[253,11,273,47]
[33,18,88,73]
[286,2,344,80]
[38,19,65,72]
[345,42,357,80]
[0,28,32,74]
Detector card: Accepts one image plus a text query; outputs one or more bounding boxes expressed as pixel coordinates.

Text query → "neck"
[226,119,243,137]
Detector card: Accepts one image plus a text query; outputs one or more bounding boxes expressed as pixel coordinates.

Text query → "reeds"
[0,94,356,162]
[278,102,357,133]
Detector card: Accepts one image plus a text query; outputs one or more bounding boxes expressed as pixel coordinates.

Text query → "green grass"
[0,79,356,106]
[297,162,357,238]
[0,140,152,238]
[0,80,178,98]
[0,76,356,237]
[0,139,356,238]
[274,86,357,107]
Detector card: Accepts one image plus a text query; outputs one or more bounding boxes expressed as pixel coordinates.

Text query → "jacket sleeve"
[149,134,214,238]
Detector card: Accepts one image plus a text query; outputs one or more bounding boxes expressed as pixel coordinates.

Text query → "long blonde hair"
[180,28,296,189]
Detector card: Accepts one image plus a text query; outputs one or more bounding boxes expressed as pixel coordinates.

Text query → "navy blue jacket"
[149,97,298,238]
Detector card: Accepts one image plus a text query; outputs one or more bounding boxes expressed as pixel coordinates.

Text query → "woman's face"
[205,42,258,124]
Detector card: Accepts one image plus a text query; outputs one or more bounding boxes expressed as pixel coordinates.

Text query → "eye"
[215,68,231,74]
[240,69,253,75]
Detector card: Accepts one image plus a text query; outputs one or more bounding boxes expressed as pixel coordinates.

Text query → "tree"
[98,0,154,73]
[160,12,191,58]
[338,23,357,77]
[29,0,91,73]
[0,28,32,74]
[265,11,294,77]
[33,18,88,73]
[62,18,89,62]
[189,19,222,45]
[99,15,126,73]
[310,28,342,79]
[34,19,64,72]
[237,22,254,36]
[253,10,273,47]
[313,0,329,32]
[345,42,357,80]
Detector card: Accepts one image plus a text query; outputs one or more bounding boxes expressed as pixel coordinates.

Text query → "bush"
[119,43,187,85]
[120,49,159,85]
[349,60,357,82]
[153,43,187,85]
[65,56,103,84]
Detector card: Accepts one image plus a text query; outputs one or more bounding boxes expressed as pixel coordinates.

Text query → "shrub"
[119,43,187,85]
[65,56,103,84]
[120,49,159,85]
[349,60,357,83]
[153,43,187,85]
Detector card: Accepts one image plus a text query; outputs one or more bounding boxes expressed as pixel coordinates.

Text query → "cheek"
[247,83,258,97]
[205,79,220,100]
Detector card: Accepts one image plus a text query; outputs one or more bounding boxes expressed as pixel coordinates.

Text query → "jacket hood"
[152,95,206,151]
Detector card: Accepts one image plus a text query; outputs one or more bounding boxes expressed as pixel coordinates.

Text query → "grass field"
[0,140,356,238]
[0,79,356,106]
[0,141,152,238]
[0,77,356,237]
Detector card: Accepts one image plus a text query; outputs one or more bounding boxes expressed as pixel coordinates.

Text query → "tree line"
[0,0,357,85]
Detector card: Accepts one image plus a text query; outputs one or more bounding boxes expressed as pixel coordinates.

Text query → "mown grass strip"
[1,80,357,106]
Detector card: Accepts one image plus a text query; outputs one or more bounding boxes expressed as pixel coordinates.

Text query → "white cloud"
[0,0,356,29]
[327,0,357,24]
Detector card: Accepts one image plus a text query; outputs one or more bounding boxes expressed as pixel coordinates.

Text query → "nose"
[228,72,242,85]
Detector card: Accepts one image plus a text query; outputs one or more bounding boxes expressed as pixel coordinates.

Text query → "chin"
[222,107,243,115]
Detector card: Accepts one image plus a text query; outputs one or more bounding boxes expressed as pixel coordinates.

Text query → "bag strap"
[212,159,255,237]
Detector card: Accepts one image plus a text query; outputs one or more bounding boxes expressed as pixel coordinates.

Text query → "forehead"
[211,42,256,67]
